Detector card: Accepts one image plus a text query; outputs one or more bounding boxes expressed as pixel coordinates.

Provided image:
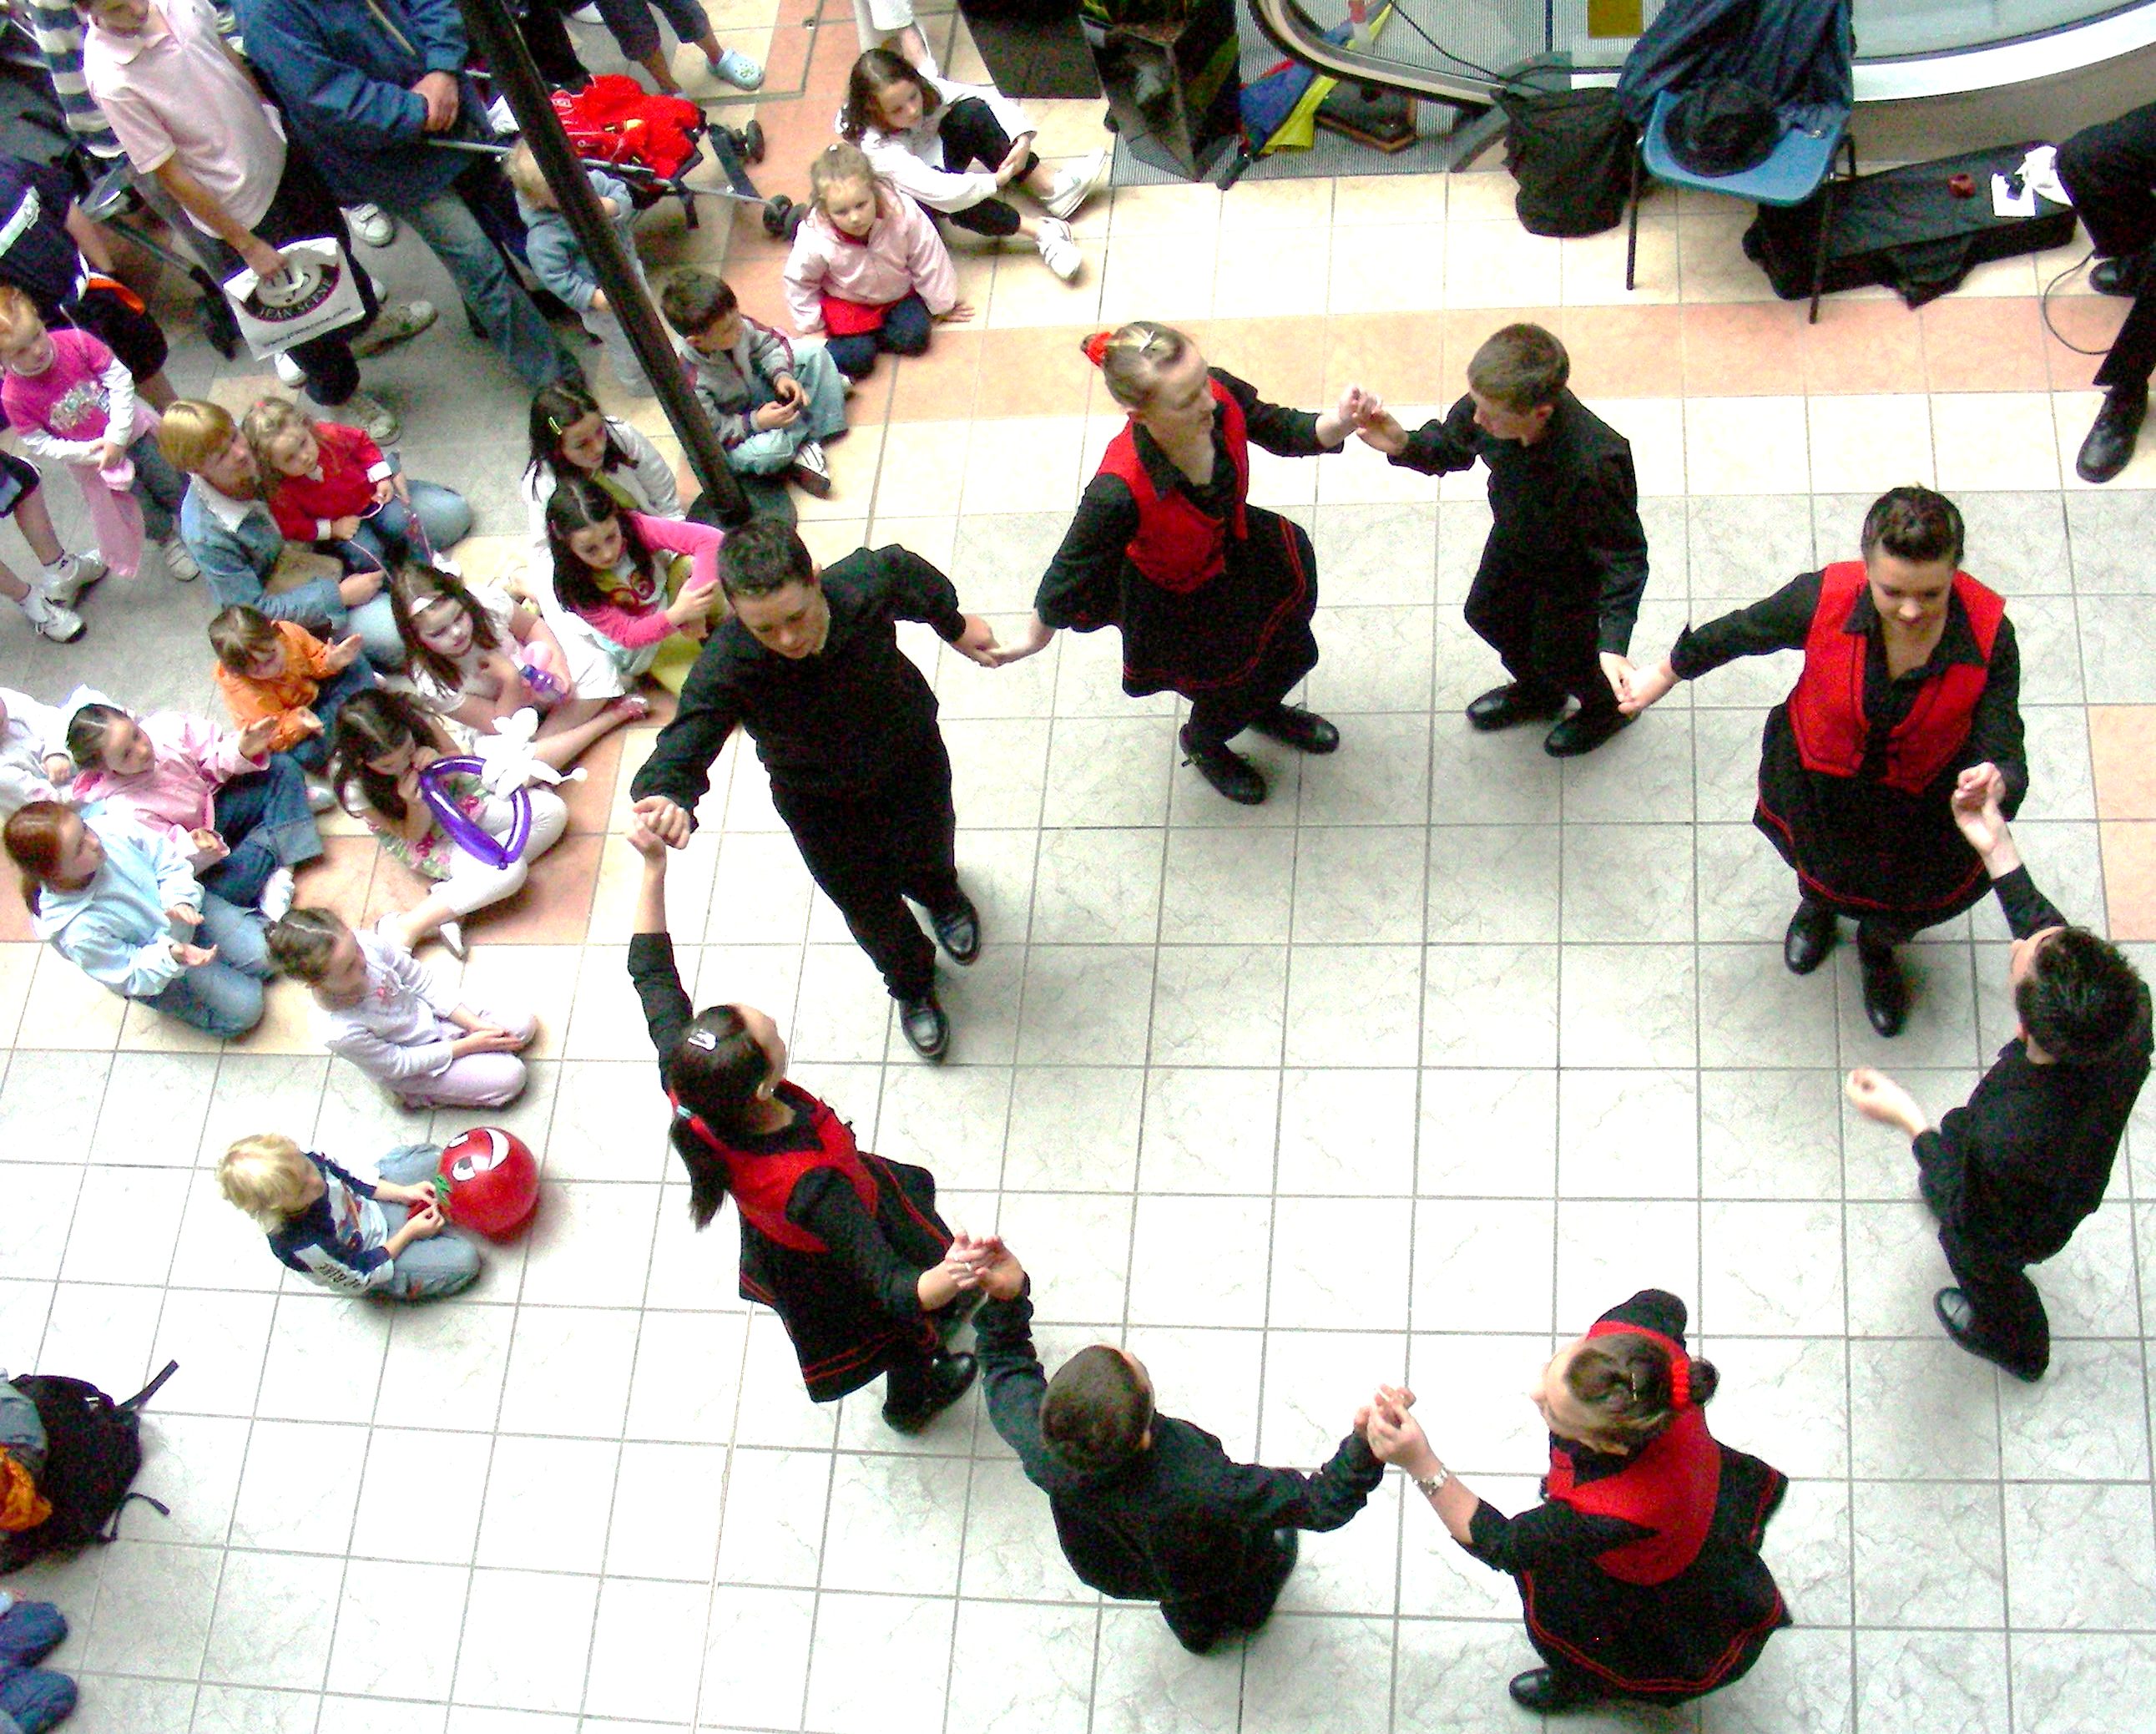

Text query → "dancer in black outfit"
[1848,774,2152,1380]
[2058,104,2156,482]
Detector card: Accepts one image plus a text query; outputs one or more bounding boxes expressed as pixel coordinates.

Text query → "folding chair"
[1625,89,1856,323]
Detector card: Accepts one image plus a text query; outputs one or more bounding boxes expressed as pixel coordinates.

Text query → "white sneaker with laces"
[1043,148,1111,220]
[1035,217,1082,282]
[162,534,199,583]
[343,390,401,445]
[344,204,397,247]
[18,589,83,642]
[258,867,296,923]
[40,553,104,608]
[274,351,305,389]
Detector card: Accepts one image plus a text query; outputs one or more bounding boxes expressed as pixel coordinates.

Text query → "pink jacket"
[576,512,723,649]
[782,179,958,334]
[71,712,266,852]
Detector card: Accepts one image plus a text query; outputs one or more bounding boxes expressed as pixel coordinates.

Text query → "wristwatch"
[1413,1464,1452,1499]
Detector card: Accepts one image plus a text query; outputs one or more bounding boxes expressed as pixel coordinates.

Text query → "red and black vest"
[670,1088,878,1254]
[1095,380,1250,594]
[1786,561,2007,797]
[1545,1324,1719,1585]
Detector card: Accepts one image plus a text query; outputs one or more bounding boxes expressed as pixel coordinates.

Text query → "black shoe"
[930,892,980,965]
[896,988,949,1060]
[1783,900,1836,975]
[882,1350,977,1433]
[2092,250,2151,297]
[1179,723,1266,805]
[1250,703,1340,755]
[1507,1668,1601,1714]
[1465,682,1565,732]
[1934,1288,2044,1383]
[1859,938,1909,1038]
[1543,706,1629,758]
[2078,387,2147,484]
[937,1287,984,1345]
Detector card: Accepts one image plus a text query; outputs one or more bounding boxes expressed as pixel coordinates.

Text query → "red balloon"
[436,1127,540,1241]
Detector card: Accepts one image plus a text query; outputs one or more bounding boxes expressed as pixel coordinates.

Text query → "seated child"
[659,269,847,499]
[505,140,654,397]
[216,1132,481,1300]
[242,397,470,573]
[66,702,320,919]
[543,476,722,697]
[389,564,647,764]
[521,382,683,557]
[0,1595,76,1734]
[783,142,968,381]
[5,801,272,1039]
[0,684,108,821]
[268,906,538,1110]
[0,453,106,644]
[209,606,376,776]
[331,689,570,959]
[0,286,192,583]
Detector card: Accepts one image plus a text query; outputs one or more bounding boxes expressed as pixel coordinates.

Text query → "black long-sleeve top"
[976,1282,1383,1602]
[1671,569,2028,806]
[627,929,927,1322]
[1034,368,1334,632]
[629,544,967,813]
[1914,869,2153,1265]
[1387,390,1650,655]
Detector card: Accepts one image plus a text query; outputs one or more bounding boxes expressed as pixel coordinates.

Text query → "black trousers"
[769,743,960,1001]
[1465,549,1618,718]
[1939,1222,2050,1379]
[937,98,1038,240]
[879,1338,941,1411]
[2058,101,2156,394]
[1159,1530,1298,1654]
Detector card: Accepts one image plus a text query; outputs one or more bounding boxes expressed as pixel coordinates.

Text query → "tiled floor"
[8,6,2156,1732]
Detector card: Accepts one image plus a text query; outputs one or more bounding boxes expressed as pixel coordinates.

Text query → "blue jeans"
[346,482,472,571]
[199,754,322,908]
[387,182,573,391]
[373,1144,483,1300]
[126,432,186,542]
[141,892,273,1038]
[346,589,405,672]
[0,1599,76,1734]
[282,655,378,773]
[724,346,851,475]
[824,293,933,380]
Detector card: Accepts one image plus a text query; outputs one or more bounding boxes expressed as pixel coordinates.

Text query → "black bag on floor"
[1501,87,1637,237]
[0,1361,176,1571]
[1742,142,2078,308]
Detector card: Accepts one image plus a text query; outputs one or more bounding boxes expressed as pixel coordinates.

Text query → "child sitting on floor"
[242,397,468,574]
[209,605,376,776]
[783,142,969,381]
[268,905,538,1110]
[660,269,847,498]
[505,139,654,397]
[217,1132,482,1300]
[543,475,722,697]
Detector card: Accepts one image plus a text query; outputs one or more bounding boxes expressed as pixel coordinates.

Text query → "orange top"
[213,619,338,753]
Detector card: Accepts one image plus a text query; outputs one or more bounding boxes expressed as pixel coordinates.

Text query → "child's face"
[269,427,318,478]
[83,0,151,33]
[99,715,155,778]
[822,176,879,239]
[557,412,608,473]
[365,737,417,781]
[874,78,924,133]
[54,814,103,882]
[413,597,475,661]
[687,311,744,357]
[1468,389,1553,447]
[292,1161,326,1209]
[566,518,624,572]
[732,577,830,660]
[243,640,288,680]
[0,320,54,376]
[314,931,371,1003]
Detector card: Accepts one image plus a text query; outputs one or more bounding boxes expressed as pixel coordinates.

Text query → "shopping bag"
[221,237,366,361]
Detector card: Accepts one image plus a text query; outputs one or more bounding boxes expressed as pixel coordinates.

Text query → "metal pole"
[457,0,750,528]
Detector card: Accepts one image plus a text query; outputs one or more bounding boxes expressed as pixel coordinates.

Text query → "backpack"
[1500,87,1638,238]
[0,1361,176,1572]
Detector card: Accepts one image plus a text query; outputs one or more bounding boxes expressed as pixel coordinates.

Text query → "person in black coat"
[623,821,981,1432]
[1366,1291,1789,1716]
[628,519,1000,1061]
[2057,104,2156,483]
[1846,775,2152,1381]
[963,1236,1386,1653]
[1356,321,1649,758]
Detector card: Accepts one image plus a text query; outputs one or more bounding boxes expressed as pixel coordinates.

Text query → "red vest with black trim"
[672,1089,878,1254]
[1786,562,2007,797]
[1095,380,1250,594]
[1545,1326,1720,1585]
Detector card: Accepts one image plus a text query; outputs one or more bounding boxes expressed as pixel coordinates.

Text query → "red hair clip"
[1080,330,1114,367]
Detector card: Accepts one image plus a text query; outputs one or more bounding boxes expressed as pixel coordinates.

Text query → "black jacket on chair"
[1614,0,1852,133]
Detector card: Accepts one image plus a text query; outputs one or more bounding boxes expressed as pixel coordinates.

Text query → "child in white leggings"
[269,905,538,1110]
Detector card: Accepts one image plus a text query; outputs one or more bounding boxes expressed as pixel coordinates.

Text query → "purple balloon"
[417,758,533,868]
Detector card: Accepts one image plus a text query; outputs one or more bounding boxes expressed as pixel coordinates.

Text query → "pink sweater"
[574,512,723,648]
[71,713,267,852]
[1,327,144,461]
[782,180,958,334]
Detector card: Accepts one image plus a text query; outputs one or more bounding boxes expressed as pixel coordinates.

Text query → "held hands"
[629,796,692,851]
[1616,656,1679,716]
[1315,384,1383,448]
[1598,652,1635,706]
[1354,405,1410,458]
[950,614,1002,668]
[1845,1066,1930,1138]
[1951,764,2015,864]
[947,1231,1024,1300]
[985,612,1054,668]
[1365,1384,1436,1471]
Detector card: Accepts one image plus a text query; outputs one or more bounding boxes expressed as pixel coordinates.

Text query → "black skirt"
[1517,1443,1791,1703]
[735,1152,952,1403]
[1113,506,1319,703]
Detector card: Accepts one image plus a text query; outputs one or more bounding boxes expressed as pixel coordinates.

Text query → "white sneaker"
[437,918,467,960]
[305,781,336,814]
[40,553,104,608]
[18,589,82,642]
[274,351,306,388]
[351,299,437,360]
[162,534,199,582]
[258,867,296,923]
[1043,148,1111,220]
[344,203,397,248]
[1035,217,1082,282]
[787,437,832,498]
[343,390,401,445]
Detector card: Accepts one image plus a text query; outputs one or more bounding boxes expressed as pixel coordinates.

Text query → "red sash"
[1095,379,1250,594]
[1545,1324,1719,1585]
[1786,561,2006,796]
[673,1089,879,1253]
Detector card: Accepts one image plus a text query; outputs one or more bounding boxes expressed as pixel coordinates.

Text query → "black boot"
[1783,900,1836,975]
[1465,681,1565,732]
[882,1350,977,1433]
[896,988,950,1060]
[1179,722,1266,805]
[1543,705,1628,758]
[1507,1668,1601,1714]
[930,892,981,965]
[1249,703,1339,754]
[1858,931,1910,1038]
[2078,386,2147,484]
[1934,1288,2044,1383]
[2092,246,2153,297]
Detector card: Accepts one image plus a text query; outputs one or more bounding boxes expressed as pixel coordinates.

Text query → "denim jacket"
[180,482,348,636]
